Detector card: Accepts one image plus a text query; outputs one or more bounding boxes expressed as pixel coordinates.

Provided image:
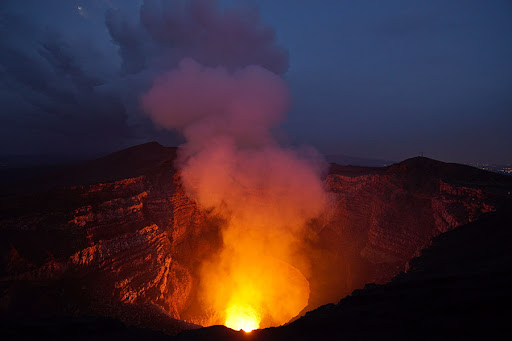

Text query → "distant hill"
[1,142,177,195]
[325,154,393,167]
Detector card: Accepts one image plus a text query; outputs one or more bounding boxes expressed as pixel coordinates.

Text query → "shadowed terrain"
[1,142,511,339]
[180,205,512,340]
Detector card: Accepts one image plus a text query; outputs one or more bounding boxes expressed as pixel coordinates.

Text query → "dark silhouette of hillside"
[1,142,177,195]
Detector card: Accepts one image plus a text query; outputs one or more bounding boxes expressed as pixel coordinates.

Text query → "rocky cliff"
[1,143,511,334]
[0,144,201,335]
[307,156,510,310]
[179,204,512,340]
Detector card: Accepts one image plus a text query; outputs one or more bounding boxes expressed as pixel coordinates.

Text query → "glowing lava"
[185,148,324,329]
[225,304,260,332]
[199,233,311,329]
[143,60,327,330]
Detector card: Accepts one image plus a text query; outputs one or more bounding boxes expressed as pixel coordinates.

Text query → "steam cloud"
[0,0,290,156]
[106,0,289,75]
[142,59,327,327]
[135,0,326,329]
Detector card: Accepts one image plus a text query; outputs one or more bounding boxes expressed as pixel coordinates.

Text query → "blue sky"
[1,0,511,163]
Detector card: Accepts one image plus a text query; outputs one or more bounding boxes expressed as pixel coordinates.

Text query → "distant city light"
[467,162,512,175]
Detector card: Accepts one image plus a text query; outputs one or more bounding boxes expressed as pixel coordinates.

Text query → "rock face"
[1,143,511,334]
[309,157,510,310]
[0,144,203,335]
[179,205,512,340]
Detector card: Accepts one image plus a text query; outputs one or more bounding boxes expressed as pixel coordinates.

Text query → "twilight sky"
[1,0,511,164]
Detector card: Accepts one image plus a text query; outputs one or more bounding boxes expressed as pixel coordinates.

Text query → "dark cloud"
[106,0,289,75]
[105,8,147,74]
[0,12,134,156]
[0,0,289,159]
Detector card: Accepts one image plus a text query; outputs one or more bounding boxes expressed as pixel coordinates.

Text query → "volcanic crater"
[1,142,512,339]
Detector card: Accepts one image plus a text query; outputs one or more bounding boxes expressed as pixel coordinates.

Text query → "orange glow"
[182,146,325,329]
[143,59,327,330]
[198,213,312,329]
[225,304,260,332]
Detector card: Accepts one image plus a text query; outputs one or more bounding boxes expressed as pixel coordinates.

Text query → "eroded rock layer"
[1,143,511,333]
[309,157,510,310]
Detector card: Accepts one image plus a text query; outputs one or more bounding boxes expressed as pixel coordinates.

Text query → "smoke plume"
[106,0,289,75]
[142,59,326,328]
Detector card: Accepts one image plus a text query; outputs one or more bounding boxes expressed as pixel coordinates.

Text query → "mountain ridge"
[1,142,511,338]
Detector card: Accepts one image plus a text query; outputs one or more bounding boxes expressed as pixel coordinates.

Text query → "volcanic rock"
[0,143,204,335]
[177,204,512,339]
[1,143,511,336]
[307,157,511,310]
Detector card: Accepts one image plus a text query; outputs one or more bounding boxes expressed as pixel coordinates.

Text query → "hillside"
[1,143,511,338]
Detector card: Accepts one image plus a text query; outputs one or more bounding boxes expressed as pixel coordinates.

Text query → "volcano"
[1,142,511,339]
